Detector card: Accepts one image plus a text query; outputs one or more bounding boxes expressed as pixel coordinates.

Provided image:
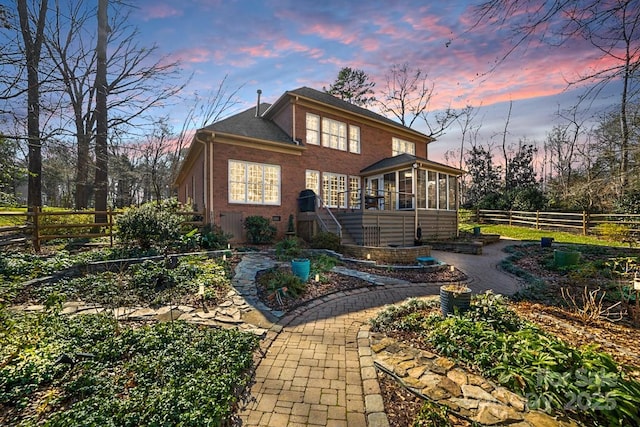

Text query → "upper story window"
[392,137,415,156]
[306,113,320,145]
[228,160,280,205]
[322,117,347,151]
[349,125,360,154]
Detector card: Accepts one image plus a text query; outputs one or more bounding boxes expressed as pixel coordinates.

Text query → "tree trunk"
[17,0,48,211]
[94,0,108,222]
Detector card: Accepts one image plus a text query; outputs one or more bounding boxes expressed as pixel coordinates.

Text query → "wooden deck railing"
[0,207,205,252]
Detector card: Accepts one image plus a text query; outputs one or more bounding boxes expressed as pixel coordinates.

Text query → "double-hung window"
[322,118,347,151]
[228,160,280,205]
[306,113,320,145]
[349,125,360,153]
[392,137,415,156]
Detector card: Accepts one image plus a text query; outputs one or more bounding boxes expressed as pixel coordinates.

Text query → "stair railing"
[315,194,342,239]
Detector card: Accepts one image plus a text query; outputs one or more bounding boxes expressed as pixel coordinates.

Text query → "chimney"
[255,89,262,117]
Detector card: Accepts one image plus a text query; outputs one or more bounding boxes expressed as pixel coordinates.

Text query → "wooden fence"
[0,207,205,252]
[475,209,640,236]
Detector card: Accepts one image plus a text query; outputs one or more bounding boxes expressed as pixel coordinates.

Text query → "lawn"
[465,223,624,246]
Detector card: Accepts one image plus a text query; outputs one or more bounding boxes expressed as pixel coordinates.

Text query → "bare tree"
[474,0,640,195]
[170,76,244,187]
[17,0,48,210]
[378,63,432,129]
[43,1,95,209]
[94,0,108,222]
[378,63,462,138]
[42,0,185,209]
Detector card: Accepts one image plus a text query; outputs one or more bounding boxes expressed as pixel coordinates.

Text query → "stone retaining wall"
[341,244,431,265]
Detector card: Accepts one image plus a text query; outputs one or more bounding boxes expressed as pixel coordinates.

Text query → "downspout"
[292,95,299,142]
[195,131,213,224]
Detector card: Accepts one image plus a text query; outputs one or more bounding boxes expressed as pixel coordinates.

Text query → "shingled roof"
[267,86,434,142]
[360,153,463,175]
[202,103,297,145]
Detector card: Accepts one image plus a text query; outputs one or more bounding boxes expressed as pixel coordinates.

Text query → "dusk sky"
[128,0,621,163]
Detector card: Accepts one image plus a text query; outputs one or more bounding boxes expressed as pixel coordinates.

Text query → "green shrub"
[275,237,303,260]
[243,216,276,244]
[466,291,524,332]
[199,223,231,249]
[116,201,183,249]
[593,223,630,242]
[412,400,452,426]
[310,231,341,251]
[265,269,306,298]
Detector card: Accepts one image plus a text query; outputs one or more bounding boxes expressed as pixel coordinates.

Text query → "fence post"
[583,211,588,236]
[535,211,539,230]
[32,206,41,253]
[108,207,113,247]
[509,210,512,226]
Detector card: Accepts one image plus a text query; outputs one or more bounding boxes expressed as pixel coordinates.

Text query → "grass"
[0,207,27,227]
[461,223,623,247]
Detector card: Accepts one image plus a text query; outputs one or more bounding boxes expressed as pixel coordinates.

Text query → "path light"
[222,254,227,261]
[198,284,205,296]
[450,265,455,272]
[315,273,320,282]
[227,243,231,249]
[366,253,371,260]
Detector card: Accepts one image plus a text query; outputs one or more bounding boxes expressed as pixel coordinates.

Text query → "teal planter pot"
[291,258,310,282]
[473,226,481,236]
[554,250,581,267]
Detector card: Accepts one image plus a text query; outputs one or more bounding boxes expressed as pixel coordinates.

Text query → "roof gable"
[264,86,434,142]
[202,103,296,145]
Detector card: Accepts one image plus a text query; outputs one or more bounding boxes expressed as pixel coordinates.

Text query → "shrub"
[266,269,306,299]
[310,231,341,251]
[243,216,276,244]
[275,237,303,260]
[199,223,231,249]
[116,201,183,249]
[593,223,630,242]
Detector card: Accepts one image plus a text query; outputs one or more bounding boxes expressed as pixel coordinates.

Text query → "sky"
[125,0,621,164]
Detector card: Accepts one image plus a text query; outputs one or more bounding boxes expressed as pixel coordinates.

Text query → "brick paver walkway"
[237,239,523,426]
[238,283,443,426]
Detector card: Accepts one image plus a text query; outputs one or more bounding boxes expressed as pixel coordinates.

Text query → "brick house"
[175,87,463,245]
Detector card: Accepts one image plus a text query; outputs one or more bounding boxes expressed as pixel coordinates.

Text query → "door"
[364,176,384,209]
[219,211,244,242]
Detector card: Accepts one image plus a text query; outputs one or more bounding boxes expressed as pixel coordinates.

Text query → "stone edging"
[369,333,582,427]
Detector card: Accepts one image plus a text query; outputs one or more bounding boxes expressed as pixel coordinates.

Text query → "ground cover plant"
[3,253,232,308]
[0,307,259,426]
[370,295,640,426]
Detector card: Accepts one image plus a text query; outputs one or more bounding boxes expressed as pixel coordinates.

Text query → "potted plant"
[440,284,472,316]
[291,258,310,282]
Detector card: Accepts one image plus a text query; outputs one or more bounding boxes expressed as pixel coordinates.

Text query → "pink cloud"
[141,4,182,21]
[169,47,217,64]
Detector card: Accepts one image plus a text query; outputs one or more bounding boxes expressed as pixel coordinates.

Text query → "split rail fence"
[475,209,640,237]
[0,207,204,252]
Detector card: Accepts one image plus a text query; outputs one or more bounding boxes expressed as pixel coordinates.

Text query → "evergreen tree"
[463,145,502,208]
[325,67,376,107]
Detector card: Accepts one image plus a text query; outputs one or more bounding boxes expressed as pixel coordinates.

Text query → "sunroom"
[301,154,463,247]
